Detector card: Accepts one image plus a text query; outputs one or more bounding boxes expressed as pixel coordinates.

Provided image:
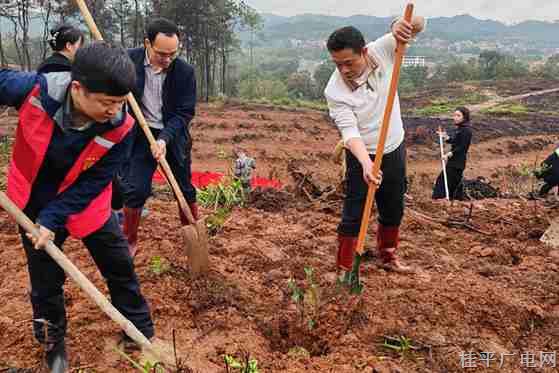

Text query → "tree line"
[0,0,261,101]
[1,4,557,104]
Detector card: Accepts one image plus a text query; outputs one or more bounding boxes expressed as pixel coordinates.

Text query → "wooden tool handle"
[0,192,153,352]
[74,0,196,225]
[438,126,450,200]
[355,3,414,255]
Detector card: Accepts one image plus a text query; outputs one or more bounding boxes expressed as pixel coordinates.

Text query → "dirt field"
[1,83,559,372]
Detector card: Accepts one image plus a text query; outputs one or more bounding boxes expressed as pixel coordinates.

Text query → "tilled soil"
[1,88,559,372]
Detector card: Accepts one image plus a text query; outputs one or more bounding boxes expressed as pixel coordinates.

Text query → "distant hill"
[255,13,559,48]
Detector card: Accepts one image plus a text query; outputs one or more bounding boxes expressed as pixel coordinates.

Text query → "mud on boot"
[117,331,143,354]
[380,258,416,274]
[46,340,68,373]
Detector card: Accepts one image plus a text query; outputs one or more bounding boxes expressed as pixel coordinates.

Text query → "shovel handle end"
[404,3,414,22]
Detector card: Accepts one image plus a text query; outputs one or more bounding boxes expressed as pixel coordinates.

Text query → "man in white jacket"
[325,16,425,274]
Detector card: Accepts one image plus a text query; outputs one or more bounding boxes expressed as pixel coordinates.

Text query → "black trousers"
[338,142,407,236]
[111,174,124,210]
[433,166,464,200]
[118,128,196,209]
[21,214,154,344]
[537,154,559,196]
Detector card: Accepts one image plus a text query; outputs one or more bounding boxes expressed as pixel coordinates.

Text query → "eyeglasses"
[150,46,178,60]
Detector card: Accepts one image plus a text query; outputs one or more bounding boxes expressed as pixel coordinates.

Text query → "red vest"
[7,85,134,238]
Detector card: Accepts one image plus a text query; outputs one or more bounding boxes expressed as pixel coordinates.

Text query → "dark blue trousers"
[118,127,196,209]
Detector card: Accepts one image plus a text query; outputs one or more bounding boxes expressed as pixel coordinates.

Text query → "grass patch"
[481,103,530,116]
[256,97,328,111]
[208,95,328,111]
[413,92,489,116]
[414,101,456,116]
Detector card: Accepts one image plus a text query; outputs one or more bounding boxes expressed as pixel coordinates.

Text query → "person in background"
[534,145,559,198]
[37,23,84,74]
[118,18,198,258]
[432,107,473,201]
[233,149,256,194]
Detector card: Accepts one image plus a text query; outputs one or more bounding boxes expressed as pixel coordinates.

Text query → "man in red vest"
[0,42,154,372]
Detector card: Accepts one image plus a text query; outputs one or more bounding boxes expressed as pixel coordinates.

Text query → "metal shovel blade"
[181,219,209,276]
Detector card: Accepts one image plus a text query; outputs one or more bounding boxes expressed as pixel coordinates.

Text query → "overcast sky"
[244,0,559,23]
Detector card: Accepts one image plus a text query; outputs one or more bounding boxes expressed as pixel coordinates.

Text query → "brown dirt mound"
[247,187,295,212]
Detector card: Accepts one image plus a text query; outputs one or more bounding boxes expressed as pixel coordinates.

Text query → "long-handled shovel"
[74,0,209,276]
[0,192,166,363]
[438,126,450,200]
[345,3,414,293]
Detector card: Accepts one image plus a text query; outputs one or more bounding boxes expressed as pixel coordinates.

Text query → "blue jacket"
[127,48,196,159]
[0,69,133,232]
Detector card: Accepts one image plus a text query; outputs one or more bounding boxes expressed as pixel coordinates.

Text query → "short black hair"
[455,106,471,123]
[146,18,179,44]
[71,42,136,97]
[49,23,84,51]
[327,26,365,54]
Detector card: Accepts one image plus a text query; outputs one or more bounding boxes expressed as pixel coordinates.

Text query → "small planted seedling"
[382,335,418,361]
[303,267,320,330]
[224,353,260,373]
[287,277,305,322]
[205,207,231,236]
[150,256,170,276]
[114,347,165,372]
[337,255,364,295]
[287,266,322,330]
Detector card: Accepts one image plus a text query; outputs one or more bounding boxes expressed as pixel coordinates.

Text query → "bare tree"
[132,0,143,46]
[40,0,54,61]
[0,0,43,70]
[0,21,6,67]
[110,0,133,47]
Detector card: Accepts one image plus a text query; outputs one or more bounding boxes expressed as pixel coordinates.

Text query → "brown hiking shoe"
[380,259,416,274]
[117,332,143,353]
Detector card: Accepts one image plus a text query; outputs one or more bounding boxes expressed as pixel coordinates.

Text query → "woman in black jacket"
[433,107,473,200]
[37,24,84,74]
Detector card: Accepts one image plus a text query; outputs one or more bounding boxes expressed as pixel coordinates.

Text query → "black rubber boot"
[46,340,68,373]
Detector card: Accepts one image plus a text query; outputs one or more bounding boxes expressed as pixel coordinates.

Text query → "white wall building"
[403,56,427,67]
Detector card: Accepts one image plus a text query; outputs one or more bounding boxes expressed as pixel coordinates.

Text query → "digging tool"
[0,191,167,365]
[346,3,415,293]
[541,215,559,249]
[438,126,450,200]
[73,0,209,276]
